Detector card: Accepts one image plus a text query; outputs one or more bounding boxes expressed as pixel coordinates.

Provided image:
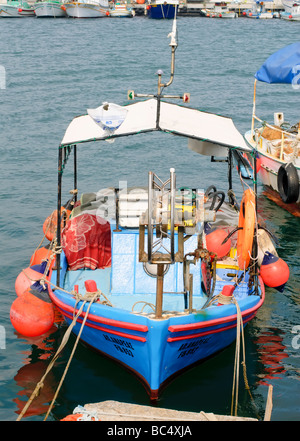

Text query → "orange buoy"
[30,245,52,266]
[237,189,256,270]
[260,251,289,292]
[15,261,49,297]
[43,206,71,242]
[10,284,55,337]
[205,224,231,259]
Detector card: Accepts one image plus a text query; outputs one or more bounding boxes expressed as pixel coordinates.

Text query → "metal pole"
[74,145,77,203]
[156,263,164,318]
[253,154,259,296]
[56,146,63,287]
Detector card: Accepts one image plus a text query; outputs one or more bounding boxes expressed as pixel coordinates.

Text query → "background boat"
[34,0,67,17]
[245,42,300,217]
[281,2,300,20]
[109,1,134,16]
[146,0,178,19]
[0,0,35,16]
[63,0,109,17]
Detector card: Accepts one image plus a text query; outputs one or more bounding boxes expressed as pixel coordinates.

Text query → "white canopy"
[60,98,251,153]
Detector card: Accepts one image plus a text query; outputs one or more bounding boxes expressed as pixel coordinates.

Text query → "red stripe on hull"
[168,291,264,333]
[49,289,148,333]
[59,307,147,342]
[167,313,256,342]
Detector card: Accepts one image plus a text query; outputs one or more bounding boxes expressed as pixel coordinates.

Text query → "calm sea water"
[0,15,300,422]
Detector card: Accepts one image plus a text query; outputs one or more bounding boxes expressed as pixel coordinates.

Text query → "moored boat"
[281,2,300,20]
[146,0,178,19]
[109,1,134,16]
[245,1,274,18]
[204,5,237,18]
[244,42,300,217]
[34,0,67,16]
[0,1,35,17]
[62,0,109,17]
[10,19,289,402]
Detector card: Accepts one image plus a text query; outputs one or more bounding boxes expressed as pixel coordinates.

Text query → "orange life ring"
[237,189,256,269]
[43,207,71,242]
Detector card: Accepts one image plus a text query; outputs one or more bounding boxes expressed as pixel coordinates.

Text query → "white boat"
[205,5,237,18]
[244,43,300,217]
[246,1,274,18]
[281,2,300,20]
[109,1,134,17]
[63,0,109,17]
[0,1,35,16]
[34,0,67,16]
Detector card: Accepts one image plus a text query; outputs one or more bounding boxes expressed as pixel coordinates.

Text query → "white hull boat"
[109,2,134,17]
[0,1,35,16]
[245,43,300,217]
[34,0,67,16]
[63,0,109,17]
[281,3,300,20]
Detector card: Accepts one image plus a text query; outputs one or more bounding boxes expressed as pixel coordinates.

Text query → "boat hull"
[34,1,67,17]
[64,1,109,17]
[147,2,178,19]
[245,130,300,216]
[0,4,35,16]
[109,9,132,17]
[49,259,264,399]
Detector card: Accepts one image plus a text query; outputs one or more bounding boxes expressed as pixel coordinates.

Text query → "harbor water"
[0,15,300,421]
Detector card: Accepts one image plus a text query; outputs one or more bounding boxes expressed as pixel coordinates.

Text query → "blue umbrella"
[255,42,300,84]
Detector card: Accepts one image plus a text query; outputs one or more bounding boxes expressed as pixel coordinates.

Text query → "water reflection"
[254,328,289,387]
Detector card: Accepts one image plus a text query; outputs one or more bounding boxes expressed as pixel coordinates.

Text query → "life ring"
[237,188,256,270]
[277,163,299,204]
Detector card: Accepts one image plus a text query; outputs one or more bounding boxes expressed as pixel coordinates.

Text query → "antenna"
[127,15,190,103]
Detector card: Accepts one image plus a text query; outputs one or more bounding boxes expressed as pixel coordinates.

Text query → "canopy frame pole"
[251,79,257,139]
[74,145,77,204]
[56,146,63,287]
[253,154,259,296]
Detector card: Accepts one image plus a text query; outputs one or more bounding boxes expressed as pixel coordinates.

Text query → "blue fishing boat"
[146,0,178,19]
[11,19,289,401]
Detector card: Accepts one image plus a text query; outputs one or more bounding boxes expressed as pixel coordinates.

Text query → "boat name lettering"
[177,338,209,358]
[103,334,134,349]
[114,344,134,357]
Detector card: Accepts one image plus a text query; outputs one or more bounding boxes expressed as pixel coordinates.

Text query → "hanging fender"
[277,162,299,204]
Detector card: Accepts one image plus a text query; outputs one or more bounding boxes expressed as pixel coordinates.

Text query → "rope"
[205,291,254,417]
[16,289,100,421]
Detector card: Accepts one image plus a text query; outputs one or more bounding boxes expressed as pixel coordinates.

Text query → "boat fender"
[259,251,289,292]
[204,224,231,259]
[277,163,299,204]
[10,282,55,337]
[30,244,52,266]
[236,188,256,270]
[15,260,49,297]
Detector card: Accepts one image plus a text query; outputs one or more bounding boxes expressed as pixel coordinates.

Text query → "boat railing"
[251,113,300,162]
